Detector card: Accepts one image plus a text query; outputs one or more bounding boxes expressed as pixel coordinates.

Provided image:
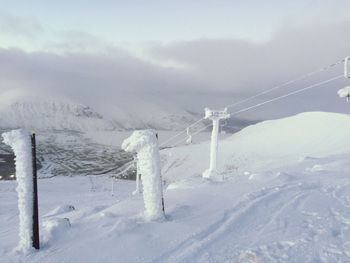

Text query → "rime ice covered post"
[203,108,230,181]
[122,130,165,220]
[2,129,34,252]
[338,56,350,102]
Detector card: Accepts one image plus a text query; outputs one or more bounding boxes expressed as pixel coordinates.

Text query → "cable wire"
[229,74,343,117]
[224,59,344,109]
[170,74,343,148]
[160,59,344,148]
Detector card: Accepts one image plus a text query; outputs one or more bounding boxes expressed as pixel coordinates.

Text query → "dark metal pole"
[31,133,40,250]
[155,133,165,215]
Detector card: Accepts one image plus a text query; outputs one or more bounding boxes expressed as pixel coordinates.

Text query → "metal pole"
[31,133,40,250]
[156,133,165,215]
[209,119,219,173]
[203,108,230,180]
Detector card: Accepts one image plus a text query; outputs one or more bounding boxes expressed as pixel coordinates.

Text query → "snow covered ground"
[2,111,350,262]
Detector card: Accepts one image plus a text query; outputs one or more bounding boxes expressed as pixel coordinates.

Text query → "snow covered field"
[2,112,350,262]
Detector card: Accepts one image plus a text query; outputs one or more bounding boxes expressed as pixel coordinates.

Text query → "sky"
[1,0,350,121]
[1,1,349,53]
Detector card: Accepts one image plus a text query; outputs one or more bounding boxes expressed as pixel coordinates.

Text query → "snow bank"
[42,218,71,243]
[122,130,164,220]
[2,129,33,252]
[225,111,350,158]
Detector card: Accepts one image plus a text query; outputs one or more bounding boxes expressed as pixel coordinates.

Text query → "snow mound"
[226,111,350,158]
[42,218,71,244]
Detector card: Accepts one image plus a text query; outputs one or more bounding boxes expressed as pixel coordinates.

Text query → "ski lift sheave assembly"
[338,56,350,102]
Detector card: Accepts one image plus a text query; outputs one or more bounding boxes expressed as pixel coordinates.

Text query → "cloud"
[0,46,209,115]
[42,30,113,54]
[0,12,43,37]
[0,18,349,122]
[149,20,350,95]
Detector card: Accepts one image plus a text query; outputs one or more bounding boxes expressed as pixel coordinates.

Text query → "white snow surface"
[2,129,34,252]
[122,130,164,220]
[42,218,71,244]
[2,112,350,262]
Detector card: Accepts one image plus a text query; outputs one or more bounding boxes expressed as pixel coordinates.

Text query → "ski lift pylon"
[338,57,350,102]
[345,56,350,79]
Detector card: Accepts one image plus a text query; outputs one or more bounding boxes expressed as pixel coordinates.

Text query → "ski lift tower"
[338,56,350,101]
[203,107,230,180]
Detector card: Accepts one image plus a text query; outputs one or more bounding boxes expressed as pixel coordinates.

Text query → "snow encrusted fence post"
[2,129,40,251]
[122,130,165,221]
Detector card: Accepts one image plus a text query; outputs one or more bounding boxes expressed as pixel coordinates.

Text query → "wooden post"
[31,133,40,250]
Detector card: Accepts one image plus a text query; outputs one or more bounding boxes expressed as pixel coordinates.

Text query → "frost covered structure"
[338,86,350,101]
[122,130,164,220]
[2,129,34,252]
[203,108,230,180]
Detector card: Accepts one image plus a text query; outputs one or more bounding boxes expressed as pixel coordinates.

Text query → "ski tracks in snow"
[150,183,314,263]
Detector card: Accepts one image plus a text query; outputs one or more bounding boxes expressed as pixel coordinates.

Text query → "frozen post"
[202,108,230,180]
[2,129,40,251]
[122,130,165,220]
[338,56,350,102]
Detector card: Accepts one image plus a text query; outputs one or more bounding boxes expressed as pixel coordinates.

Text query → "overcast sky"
[1,0,350,120]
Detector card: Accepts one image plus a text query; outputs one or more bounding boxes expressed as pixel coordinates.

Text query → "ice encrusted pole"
[202,108,230,180]
[2,129,36,251]
[122,130,165,221]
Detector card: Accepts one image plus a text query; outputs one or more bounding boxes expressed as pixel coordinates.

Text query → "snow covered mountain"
[0,91,259,179]
[0,92,200,178]
[0,88,260,133]
[0,100,115,131]
[0,90,203,132]
[0,128,135,179]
